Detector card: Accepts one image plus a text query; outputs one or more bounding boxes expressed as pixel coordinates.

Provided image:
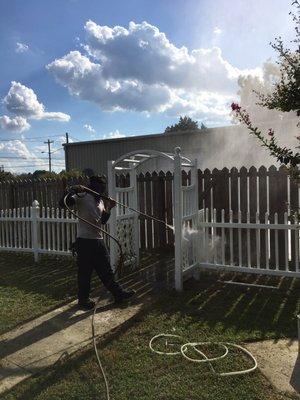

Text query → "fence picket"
[221,209,225,265]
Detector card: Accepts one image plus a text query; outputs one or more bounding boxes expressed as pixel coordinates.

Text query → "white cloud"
[0,115,30,132]
[47,20,262,124]
[0,139,67,173]
[84,124,95,133]
[0,141,45,172]
[102,129,125,139]
[213,27,222,35]
[3,81,70,122]
[47,51,171,113]
[0,140,33,159]
[15,42,29,53]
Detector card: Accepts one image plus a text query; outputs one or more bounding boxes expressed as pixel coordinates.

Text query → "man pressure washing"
[59,175,135,310]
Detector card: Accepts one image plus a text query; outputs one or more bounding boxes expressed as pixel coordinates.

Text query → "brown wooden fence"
[0,176,89,209]
[0,166,297,251]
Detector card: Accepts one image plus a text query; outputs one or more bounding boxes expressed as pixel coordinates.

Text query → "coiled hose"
[63,189,257,400]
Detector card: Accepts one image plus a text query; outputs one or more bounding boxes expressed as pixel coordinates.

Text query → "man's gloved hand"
[105,198,116,212]
[69,185,86,194]
[107,198,116,208]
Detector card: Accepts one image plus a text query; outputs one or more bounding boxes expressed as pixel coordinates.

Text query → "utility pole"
[44,139,54,172]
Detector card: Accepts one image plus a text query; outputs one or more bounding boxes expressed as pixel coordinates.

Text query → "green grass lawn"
[0,251,161,335]
[2,271,299,400]
[0,252,78,335]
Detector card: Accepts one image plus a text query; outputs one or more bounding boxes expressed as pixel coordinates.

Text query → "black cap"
[89,175,107,185]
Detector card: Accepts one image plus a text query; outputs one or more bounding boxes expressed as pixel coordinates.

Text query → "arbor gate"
[107,147,198,291]
[107,148,300,291]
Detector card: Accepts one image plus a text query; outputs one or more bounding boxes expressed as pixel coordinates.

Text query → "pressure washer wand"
[80,185,174,230]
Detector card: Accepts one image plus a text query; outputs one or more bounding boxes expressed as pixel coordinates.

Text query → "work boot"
[78,299,95,310]
[114,289,136,304]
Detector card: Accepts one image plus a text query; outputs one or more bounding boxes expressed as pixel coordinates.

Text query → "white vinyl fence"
[0,201,79,261]
[198,208,300,278]
[0,201,112,262]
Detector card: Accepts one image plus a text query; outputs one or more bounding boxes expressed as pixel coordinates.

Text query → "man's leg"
[93,239,135,301]
[77,238,94,305]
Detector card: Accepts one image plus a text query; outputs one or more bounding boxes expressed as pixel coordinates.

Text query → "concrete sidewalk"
[0,277,155,395]
[246,339,300,397]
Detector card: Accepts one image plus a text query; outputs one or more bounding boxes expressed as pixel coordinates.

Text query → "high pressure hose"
[77,185,174,230]
[63,186,174,400]
[63,192,116,400]
[63,186,258,400]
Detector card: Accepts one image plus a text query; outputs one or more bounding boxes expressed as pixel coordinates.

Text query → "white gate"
[173,147,199,291]
[107,148,199,288]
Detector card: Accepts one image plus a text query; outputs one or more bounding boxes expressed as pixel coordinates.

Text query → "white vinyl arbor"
[107,147,199,291]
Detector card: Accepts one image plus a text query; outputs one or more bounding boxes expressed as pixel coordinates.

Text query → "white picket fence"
[0,201,80,261]
[0,201,113,261]
[198,208,300,277]
[1,201,300,280]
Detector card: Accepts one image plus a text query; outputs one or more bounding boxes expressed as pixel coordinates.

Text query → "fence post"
[107,160,117,271]
[31,200,40,262]
[174,147,183,291]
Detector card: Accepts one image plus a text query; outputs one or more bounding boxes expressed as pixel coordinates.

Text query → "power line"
[3,163,65,169]
[50,147,64,154]
[0,134,66,142]
[4,164,51,168]
[69,135,80,141]
[0,156,64,160]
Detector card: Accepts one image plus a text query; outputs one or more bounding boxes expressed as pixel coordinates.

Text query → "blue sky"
[0,0,295,172]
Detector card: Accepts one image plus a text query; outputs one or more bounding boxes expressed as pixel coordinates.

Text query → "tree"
[256,3,300,117]
[164,116,205,133]
[0,170,14,182]
[231,1,300,183]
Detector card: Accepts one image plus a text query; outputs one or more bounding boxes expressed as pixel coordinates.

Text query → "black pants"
[76,238,123,302]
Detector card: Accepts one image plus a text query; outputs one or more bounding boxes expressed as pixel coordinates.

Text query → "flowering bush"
[231,1,300,184]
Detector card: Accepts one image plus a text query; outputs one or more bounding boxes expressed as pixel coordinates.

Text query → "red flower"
[231,102,241,112]
[268,128,274,137]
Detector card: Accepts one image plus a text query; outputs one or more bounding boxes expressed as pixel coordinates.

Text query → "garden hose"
[149,333,257,376]
[63,187,173,400]
[64,192,117,400]
[63,188,258,400]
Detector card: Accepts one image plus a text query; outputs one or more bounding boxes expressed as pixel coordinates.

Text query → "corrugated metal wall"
[64,120,297,175]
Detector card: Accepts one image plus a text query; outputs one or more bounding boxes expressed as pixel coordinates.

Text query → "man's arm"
[59,185,85,209]
[101,199,116,224]
[101,209,111,225]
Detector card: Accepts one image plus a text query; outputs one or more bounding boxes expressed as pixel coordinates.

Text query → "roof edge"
[64,125,237,147]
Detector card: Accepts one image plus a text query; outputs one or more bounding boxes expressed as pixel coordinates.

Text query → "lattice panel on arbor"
[116,217,137,271]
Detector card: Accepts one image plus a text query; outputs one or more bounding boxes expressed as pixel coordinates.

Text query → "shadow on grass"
[0,251,164,302]
[153,272,300,341]
[0,253,78,301]
[1,305,147,400]
[1,265,299,400]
